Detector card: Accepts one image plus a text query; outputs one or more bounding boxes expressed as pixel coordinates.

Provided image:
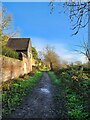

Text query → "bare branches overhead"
[75,41,90,62]
[49,1,90,35]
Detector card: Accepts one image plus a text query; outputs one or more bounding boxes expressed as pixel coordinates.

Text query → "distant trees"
[41,45,61,70]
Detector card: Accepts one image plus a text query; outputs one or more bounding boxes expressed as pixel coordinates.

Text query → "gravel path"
[7,72,68,119]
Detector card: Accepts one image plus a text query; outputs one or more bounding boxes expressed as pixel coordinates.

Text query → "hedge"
[1,46,18,59]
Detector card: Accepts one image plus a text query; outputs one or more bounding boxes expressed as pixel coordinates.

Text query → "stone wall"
[0,55,32,82]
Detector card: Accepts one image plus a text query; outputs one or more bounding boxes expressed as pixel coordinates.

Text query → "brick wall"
[0,55,32,82]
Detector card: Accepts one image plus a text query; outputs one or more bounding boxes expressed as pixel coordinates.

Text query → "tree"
[32,47,38,59]
[49,1,90,35]
[49,1,90,66]
[41,45,61,70]
[0,6,19,46]
[75,41,90,64]
[32,47,42,66]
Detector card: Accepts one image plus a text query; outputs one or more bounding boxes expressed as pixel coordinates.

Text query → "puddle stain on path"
[40,88,50,94]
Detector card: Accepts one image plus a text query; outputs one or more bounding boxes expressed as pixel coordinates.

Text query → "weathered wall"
[0,55,32,82]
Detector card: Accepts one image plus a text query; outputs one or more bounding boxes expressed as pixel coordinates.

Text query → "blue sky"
[3,2,88,63]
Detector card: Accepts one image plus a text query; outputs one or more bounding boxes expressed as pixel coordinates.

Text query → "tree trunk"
[88,61,90,68]
[50,62,53,71]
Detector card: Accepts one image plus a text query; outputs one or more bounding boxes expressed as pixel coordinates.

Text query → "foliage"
[67,91,89,119]
[32,66,39,73]
[48,68,90,119]
[19,74,30,80]
[1,46,18,59]
[32,47,38,59]
[57,66,90,120]
[32,47,42,68]
[2,71,43,117]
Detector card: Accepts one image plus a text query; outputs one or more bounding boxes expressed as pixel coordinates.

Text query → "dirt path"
[8,72,68,119]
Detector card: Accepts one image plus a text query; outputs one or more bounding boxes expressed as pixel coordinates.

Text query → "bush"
[53,67,90,119]
[1,46,18,59]
[32,66,39,73]
[19,74,30,79]
[28,72,35,76]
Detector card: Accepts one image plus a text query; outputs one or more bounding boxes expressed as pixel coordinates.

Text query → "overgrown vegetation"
[2,71,43,117]
[48,66,90,119]
[1,46,18,59]
[57,67,90,119]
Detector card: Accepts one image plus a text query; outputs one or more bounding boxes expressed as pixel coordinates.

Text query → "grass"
[48,71,61,86]
[2,71,43,117]
[48,71,67,118]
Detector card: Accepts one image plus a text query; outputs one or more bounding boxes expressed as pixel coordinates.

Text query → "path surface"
[9,72,68,119]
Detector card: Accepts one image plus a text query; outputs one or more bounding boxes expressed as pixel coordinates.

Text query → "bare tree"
[0,6,19,46]
[75,41,90,63]
[49,0,90,35]
[49,1,90,65]
[41,45,61,70]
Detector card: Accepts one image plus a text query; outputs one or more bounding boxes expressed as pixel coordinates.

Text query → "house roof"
[7,38,31,51]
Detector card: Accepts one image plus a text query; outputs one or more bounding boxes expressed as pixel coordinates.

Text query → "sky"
[3,2,88,63]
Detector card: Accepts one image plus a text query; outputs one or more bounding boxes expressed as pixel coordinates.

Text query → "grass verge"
[2,71,43,117]
[48,71,89,120]
[48,71,68,119]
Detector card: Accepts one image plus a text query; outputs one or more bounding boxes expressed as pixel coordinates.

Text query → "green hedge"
[1,46,18,59]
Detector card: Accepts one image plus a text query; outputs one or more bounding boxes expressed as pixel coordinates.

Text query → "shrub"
[54,67,90,119]
[1,46,18,59]
[19,74,30,79]
[32,66,39,73]
[28,72,35,76]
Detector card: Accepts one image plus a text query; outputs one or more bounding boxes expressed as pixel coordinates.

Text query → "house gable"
[27,39,32,58]
[7,38,32,57]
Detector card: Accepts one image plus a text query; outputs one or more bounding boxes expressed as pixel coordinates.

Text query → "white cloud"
[78,56,88,64]
[31,37,88,64]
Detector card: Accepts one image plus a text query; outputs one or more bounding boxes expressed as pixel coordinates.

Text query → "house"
[7,38,32,73]
[7,38,32,59]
